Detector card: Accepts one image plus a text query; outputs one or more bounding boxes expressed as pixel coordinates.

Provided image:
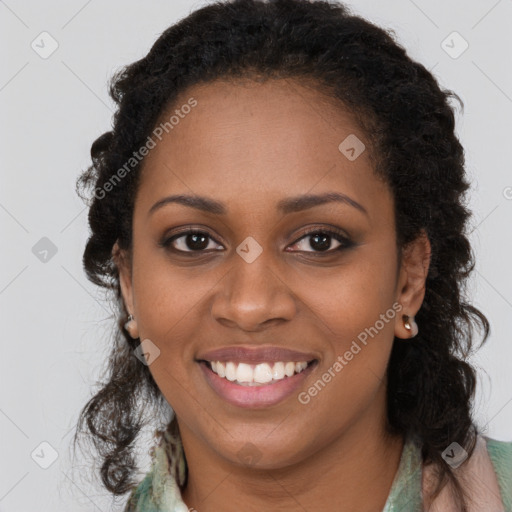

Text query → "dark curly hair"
[73,0,490,509]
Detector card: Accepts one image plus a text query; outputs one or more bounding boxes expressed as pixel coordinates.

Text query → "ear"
[112,240,135,318]
[394,229,431,339]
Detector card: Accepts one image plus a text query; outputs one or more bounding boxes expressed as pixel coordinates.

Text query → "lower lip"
[198,361,318,409]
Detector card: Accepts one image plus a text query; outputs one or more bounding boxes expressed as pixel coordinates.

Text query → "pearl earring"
[403,315,418,338]
[124,314,139,338]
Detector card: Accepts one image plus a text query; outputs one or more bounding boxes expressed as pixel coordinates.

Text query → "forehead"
[135,78,391,222]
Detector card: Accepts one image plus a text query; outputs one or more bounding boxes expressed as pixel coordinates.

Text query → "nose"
[211,249,297,332]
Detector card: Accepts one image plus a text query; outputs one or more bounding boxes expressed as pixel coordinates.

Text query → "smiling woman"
[74,0,512,511]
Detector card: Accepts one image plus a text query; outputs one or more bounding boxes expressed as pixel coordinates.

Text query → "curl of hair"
[74,0,490,508]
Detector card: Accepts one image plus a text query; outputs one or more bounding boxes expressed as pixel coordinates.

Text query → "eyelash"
[159,226,354,256]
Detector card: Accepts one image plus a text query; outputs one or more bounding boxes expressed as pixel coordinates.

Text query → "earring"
[124,314,139,339]
[403,315,418,338]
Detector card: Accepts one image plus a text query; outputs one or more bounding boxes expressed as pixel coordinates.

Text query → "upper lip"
[196,346,318,364]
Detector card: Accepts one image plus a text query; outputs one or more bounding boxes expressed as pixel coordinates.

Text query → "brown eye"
[161,230,224,253]
[287,228,354,254]
[159,226,354,256]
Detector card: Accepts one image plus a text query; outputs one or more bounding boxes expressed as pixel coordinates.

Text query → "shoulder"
[123,471,159,512]
[422,434,511,511]
[122,439,189,512]
[484,436,512,511]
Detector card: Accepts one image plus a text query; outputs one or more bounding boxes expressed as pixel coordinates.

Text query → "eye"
[159,226,354,255]
[160,229,223,254]
[287,227,354,254]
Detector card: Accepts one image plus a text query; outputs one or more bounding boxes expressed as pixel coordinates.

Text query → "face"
[115,78,430,470]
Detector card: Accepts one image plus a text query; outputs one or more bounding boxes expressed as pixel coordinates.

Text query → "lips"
[196,345,318,365]
[198,357,318,408]
[195,345,319,408]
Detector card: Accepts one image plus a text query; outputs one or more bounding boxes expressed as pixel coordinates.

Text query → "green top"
[124,430,512,512]
[487,437,512,511]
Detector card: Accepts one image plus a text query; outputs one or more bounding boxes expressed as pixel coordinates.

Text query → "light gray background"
[1,0,511,510]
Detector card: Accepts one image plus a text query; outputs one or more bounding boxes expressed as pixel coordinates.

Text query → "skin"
[114,78,431,512]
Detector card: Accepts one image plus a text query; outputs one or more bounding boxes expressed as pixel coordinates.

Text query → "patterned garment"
[124,426,512,512]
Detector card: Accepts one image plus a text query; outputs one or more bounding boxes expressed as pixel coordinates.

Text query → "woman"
[74,0,512,510]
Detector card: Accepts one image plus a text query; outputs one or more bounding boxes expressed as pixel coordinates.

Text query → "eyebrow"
[148,192,368,217]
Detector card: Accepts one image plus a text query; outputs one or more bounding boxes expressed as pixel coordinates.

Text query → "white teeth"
[284,361,295,377]
[295,362,308,373]
[272,362,285,380]
[235,363,253,383]
[253,363,273,383]
[208,360,312,385]
[225,362,237,381]
[216,361,226,378]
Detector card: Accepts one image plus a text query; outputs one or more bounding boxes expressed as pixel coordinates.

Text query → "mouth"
[197,358,319,408]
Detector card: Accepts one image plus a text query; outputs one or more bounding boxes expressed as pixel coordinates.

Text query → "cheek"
[298,244,399,348]
[295,261,398,438]
[297,241,399,410]
[131,236,215,328]
[130,244,205,369]
[130,258,212,410]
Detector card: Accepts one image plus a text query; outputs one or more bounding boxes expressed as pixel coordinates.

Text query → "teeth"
[225,362,237,381]
[236,363,253,383]
[284,362,295,377]
[295,362,308,373]
[208,360,311,385]
[216,361,226,378]
[272,362,285,380]
[254,363,273,383]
